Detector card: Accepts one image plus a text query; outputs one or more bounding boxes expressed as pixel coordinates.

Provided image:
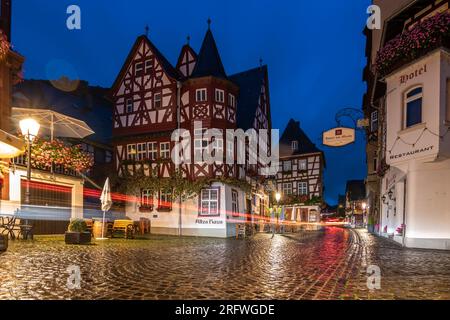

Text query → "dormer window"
[292,141,298,151]
[196,89,207,102]
[405,87,423,128]
[135,62,143,76]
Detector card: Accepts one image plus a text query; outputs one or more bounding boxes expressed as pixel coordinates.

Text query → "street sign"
[323,127,355,147]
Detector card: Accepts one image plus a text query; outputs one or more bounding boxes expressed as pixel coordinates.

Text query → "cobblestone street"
[0,227,449,300]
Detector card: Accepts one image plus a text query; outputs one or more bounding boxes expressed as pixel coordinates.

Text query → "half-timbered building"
[275,119,324,226]
[111,24,272,237]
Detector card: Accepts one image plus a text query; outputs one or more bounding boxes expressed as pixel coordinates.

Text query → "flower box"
[375,12,450,77]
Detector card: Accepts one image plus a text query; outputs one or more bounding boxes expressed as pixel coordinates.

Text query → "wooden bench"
[111,220,135,239]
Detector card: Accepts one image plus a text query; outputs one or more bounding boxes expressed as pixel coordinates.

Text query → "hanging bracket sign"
[323,127,355,147]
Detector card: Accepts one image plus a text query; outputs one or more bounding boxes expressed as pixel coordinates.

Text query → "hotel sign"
[323,127,355,147]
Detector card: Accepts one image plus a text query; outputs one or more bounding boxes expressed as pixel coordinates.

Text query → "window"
[81,143,95,157]
[158,189,172,211]
[292,141,298,151]
[373,157,378,173]
[148,142,157,160]
[135,62,143,76]
[298,182,308,196]
[405,87,423,128]
[145,60,153,74]
[136,143,147,161]
[200,188,219,216]
[283,160,292,172]
[196,89,207,102]
[282,183,293,195]
[160,142,170,159]
[215,89,224,103]
[371,111,378,132]
[126,99,133,113]
[298,159,307,171]
[228,93,236,108]
[127,144,136,160]
[154,93,162,109]
[140,189,153,212]
[212,137,223,159]
[231,190,239,217]
[105,150,112,163]
[226,139,234,161]
[194,129,208,161]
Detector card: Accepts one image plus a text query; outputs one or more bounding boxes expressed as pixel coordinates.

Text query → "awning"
[0,129,25,158]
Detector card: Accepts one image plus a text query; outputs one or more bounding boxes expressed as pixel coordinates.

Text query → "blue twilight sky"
[12,0,371,205]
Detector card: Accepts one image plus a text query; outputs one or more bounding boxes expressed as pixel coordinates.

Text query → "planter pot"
[65,231,91,245]
[0,234,8,252]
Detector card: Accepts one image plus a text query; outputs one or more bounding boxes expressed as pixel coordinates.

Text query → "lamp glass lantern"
[19,118,40,141]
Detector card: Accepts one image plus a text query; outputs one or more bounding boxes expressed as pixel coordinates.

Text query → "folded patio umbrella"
[98,178,112,240]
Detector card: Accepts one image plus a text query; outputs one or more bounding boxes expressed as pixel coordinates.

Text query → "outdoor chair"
[111,220,135,239]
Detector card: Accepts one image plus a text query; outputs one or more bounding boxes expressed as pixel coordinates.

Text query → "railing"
[12,155,79,177]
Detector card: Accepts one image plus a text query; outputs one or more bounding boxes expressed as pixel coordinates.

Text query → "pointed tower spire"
[207,18,212,30]
[187,35,191,45]
[144,25,149,37]
[191,22,227,79]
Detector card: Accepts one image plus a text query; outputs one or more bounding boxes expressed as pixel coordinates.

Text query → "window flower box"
[375,12,450,77]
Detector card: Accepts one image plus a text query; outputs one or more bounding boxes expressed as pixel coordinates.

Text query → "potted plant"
[0,234,8,252]
[65,219,91,245]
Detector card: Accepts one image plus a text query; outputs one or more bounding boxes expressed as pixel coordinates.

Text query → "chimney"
[0,0,12,42]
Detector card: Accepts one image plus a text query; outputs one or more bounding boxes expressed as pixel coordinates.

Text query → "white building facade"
[381,48,450,249]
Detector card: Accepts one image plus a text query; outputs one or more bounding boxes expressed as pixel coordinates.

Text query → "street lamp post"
[19,118,40,206]
[272,192,281,238]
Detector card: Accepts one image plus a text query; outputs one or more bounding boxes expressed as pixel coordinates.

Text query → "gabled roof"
[229,65,267,130]
[176,44,198,78]
[345,180,366,201]
[279,119,321,157]
[191,29,227,79]
[111,35,180,93]
[13,79,113,146]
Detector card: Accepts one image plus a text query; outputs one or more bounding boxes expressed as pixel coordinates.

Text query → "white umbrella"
[98,178,112,240]
[11,107,94,140]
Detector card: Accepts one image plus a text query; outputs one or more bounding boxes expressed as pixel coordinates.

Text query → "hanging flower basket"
[375,12,450,77]
[25,138,94,173]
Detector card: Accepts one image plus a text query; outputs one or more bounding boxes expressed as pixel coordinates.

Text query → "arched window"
[405,87,423,128]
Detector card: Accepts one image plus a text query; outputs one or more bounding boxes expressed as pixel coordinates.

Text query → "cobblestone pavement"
[0,227,449,300]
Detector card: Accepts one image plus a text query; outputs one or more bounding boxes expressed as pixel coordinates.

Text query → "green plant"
[68,219,87,233]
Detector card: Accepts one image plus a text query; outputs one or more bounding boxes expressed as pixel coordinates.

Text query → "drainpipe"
[402,179,407,247]
[177,81,182,237]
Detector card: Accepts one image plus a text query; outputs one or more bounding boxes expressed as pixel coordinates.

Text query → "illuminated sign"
[323,127,355,147]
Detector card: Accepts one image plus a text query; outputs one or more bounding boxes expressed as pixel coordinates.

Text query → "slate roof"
[279,119,322,157]
[229,65,268,130]
[345,180,366,201]
[12,79,113,146]
[191,29,227,79]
